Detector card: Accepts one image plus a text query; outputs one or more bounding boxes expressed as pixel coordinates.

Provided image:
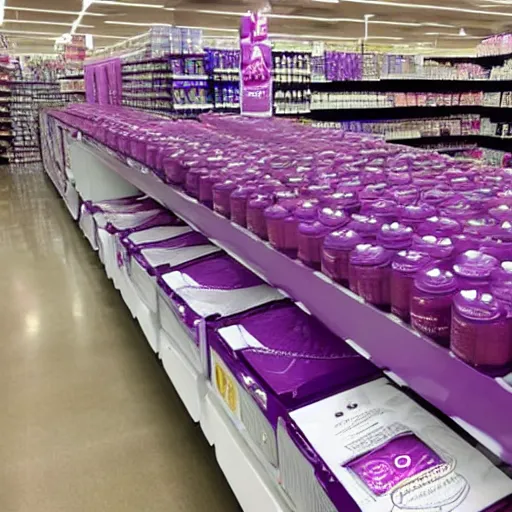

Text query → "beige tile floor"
[0,165,241,512]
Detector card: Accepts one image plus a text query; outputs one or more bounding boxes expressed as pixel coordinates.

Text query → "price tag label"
[211,351,240,420]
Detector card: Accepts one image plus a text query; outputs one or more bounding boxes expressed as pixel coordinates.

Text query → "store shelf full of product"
[70,133,512,466]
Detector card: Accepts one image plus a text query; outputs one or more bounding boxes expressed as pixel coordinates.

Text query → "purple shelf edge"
[76,135,512,464]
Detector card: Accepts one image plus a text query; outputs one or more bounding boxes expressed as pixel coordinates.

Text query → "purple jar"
[186,167,208,198]
[411,266,458,346]
[348,214,382,242]
[451,290,512,372]
[265,204,298,257]
[391,250,431,322]
[230,185,257,227]
[213,179,239,218]
[400,204,437,229]
[318,207,349,230]
[327,191,360,215]
[199,171,223,207]
[417,216,463,237]
[453,250,499,290]
[247,194,273,240]
[377,222,413,251]
[412,235,454,260]
[349,244,393,309]
[298,221,330,269]
[321,229,363,285]
[294,200,319,223]
[362,199,399,224]
[491,262,512,316]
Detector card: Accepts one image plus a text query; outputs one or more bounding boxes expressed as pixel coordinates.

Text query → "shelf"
[71,135,512,466]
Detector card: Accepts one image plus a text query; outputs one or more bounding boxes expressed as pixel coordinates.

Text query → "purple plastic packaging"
[346,433,443,497]
[400,204,436,229]
[298,221,330,269]
[417,216,463,237]
[451,290,512,372]
[321,229,363,285]
[199,171,223,207]
[230,185,257,227]
[213,179,239,218]
[412,235,454,260]
[391,250,431,322]
[348,214,382,242]
[349,244,393,308]
[186,167,208,198]
[247,194,273,240]
[377,222,413,251]
[411,266,458,346]
[453,250,499,290]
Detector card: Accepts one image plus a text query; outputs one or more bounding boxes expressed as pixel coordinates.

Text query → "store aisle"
[0,166,241,512]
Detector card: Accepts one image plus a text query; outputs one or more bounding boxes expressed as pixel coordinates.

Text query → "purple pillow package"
[157,254,285,372]
[207,302,380,469]
[278,378,512,512]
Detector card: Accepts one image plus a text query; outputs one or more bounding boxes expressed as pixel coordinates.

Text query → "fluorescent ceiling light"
[0,29,62,35]
[76,32,128,38]
[176,25,238,33]
[104,21,172,26]
[422,22,455,27]
[0,0,4,25]
[5,6,105,16]
[5,19,94,28]
[91,0,164,8]
[339,0,512,16]
[312,0,339,3]
[270,33,355,40]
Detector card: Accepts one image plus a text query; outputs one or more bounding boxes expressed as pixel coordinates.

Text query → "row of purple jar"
[48,104,512,375]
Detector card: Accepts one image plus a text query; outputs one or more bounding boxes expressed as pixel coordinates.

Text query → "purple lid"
[350,244,392,267]
[348,214,382,238]
[213,179,238,193]
[417,216,463,237]
[389,186,419,205]
[491,262,512,304]
[328,191,360,210]
[401,203,436,221]
[453,250,499,281]
[412,235,454,260]
[480,238,512,262]
[298,221,329,237]
[415,266,458,295]
[318,207,349,229]
[441,201,479,220]
[392,250,431,274]
[463,217,497,237]
[495,221,512,242]
[388,171,412,186]
[359,183,388,202]
[453,290,506,323]
[323,229,363,251]
[489,204,512,222]
[248,193,273,210]
[377,222,413,250]
[452,233,481,254]
[231,185,257,200]
[362,199,399,219]
[294,200,319,222]
[421,187,456,206]
[264,204,290,220]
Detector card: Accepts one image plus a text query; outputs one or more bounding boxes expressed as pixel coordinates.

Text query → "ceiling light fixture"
[91,0,164,8]
[0,29,62,36]
[459,27,467,36]
[75,32,128,39]
[0,0,4,25]
[5,19,94,28]
[5,6,105,16]
[339,0,512,17]
[311,0,339,3]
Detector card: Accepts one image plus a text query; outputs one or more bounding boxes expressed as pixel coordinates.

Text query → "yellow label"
[212,352,240,419]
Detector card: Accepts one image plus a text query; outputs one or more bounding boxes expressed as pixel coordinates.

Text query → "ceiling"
[3,0,512,55]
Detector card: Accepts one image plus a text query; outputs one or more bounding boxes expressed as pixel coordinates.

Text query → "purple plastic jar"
[391,250,431,322]
[321,229,363,285]
[318,207,349,230]
[199,171,223,207]
[377,222,413,251]
[349,244,393,309]
[327,191,360,215]
[400,204,437,229]
[451,290,512,372]
[348,214,382,242]
[185,167,208,199]
[452,250,499,290]
[417,216,463,237]
[230,185,257,227]
[213,179,239,218]
[297,221,330,269]
[411,266,458,346]
[412,235,454,260]
[491,262,512,316]
[265,204,299,256]
[247,194,273,240]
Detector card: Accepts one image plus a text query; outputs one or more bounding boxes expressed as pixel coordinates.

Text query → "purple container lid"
[359,183,388,202]
[323,229,363,251]
[388,171,412,186]
[494,221,512,243]
[412,235,454,260]
[392,250,431,274]
[401,203,436,221]
[453,250,499,281]
[417,216,463,237]
[318,207,349,229]
[362,199,399,219]
[231,184,257,200]
[348,214,382,238]
[421,187,456,206]
[298,221,329,238]
[415,266,458,295]
[214,303,379,408]
[294,200,319,222]
[213,179,238,193]
[328,191,360,210]
[350,244,392,267]
[452,233,481,254]
[480,238,512,262]
[489,204,512,222]
[248,193,273,211]
[463,217,497,237]
[453,290,507,323]
[264,204,290,221]
[389,186,420,205]
[377,222,413,250]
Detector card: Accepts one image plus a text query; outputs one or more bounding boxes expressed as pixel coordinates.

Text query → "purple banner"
[240,12,273,117]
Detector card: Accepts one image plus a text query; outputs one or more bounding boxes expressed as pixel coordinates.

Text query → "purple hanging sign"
[240,12,273,117]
